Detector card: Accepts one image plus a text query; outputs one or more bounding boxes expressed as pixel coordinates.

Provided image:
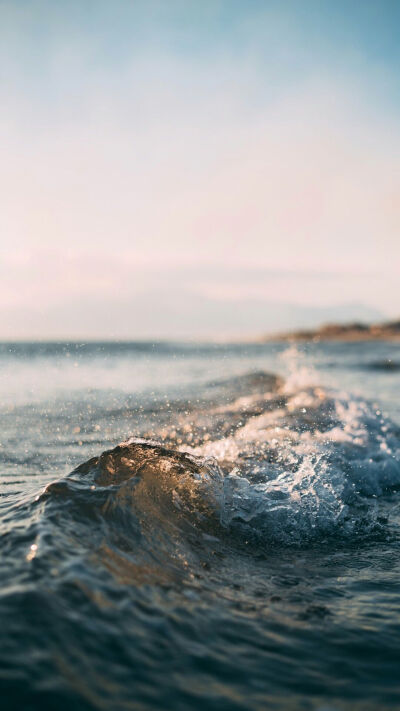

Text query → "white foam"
[191,383,400,544]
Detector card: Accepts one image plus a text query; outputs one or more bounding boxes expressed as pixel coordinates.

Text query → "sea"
[1,339,400,711]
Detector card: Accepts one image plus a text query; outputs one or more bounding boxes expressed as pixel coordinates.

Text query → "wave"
[31,370,400,578]
[190,383,400,544]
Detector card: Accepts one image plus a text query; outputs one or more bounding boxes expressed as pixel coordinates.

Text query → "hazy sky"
[1,0,399,338]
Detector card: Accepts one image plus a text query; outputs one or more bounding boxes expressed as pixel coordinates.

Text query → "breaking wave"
[38,368,400,560]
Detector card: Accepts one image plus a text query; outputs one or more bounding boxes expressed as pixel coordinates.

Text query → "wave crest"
[43,371,400,555]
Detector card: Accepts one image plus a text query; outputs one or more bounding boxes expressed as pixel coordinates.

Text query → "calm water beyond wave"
[1,340,400,711]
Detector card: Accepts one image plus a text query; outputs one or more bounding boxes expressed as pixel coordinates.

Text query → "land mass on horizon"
[265,319,400,342]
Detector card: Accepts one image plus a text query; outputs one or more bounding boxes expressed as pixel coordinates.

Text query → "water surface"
[1,340,400,710]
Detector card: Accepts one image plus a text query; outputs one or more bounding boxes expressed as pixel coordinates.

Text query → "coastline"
[262,319,400,343]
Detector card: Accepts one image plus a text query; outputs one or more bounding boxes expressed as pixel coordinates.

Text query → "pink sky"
[1,3,399,338]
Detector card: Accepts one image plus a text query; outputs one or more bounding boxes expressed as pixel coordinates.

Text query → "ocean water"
[1,340,400,711]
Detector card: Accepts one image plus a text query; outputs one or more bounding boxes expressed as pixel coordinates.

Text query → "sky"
[1,0,399,339]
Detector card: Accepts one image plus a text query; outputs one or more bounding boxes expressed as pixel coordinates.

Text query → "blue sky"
[1,1,399,338]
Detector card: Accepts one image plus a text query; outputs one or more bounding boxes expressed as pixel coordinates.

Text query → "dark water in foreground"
[1,340,400,711]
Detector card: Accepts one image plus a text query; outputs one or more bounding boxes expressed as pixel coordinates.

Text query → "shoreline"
[262,320,400,343]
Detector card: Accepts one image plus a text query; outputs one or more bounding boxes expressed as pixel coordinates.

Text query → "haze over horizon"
[1,1,399,339]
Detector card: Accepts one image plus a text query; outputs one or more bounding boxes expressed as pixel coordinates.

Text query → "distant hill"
[265,320,400,342]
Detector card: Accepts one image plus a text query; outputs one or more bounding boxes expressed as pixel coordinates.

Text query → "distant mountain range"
[0,281,388,340]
